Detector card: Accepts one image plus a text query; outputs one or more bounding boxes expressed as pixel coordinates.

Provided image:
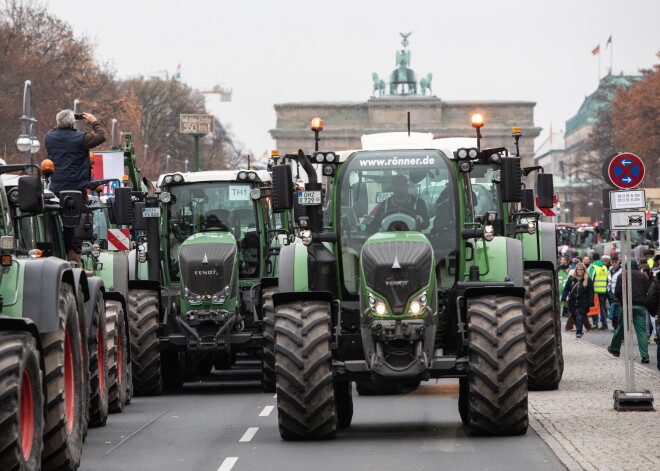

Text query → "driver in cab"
[368,174,429,232]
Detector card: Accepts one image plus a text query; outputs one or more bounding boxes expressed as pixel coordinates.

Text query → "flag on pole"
[592,45,600,55]
[173,64,181,80]
[606,35,612,48]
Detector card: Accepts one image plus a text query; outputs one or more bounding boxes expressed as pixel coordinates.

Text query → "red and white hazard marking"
[107,228,130,251]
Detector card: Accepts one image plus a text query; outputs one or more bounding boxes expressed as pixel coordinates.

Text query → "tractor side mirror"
[113,186,133,225]
[74,206,94,240]
[521,188,535,211]
[536,173,554,209]
[59,191,83,228]
[271,164,293,213]
[17,175,44,213]
[500,157,522,203]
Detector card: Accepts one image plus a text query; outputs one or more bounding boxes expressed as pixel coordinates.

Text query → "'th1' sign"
[605,153,645,189]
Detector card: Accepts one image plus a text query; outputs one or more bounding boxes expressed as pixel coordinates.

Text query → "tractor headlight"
[237,171,247,181]
[468,148,479,159]
[159,192,172,203]
[484,225,495,241]
[173,173,184,183]
[368,292,388,316]
[248,172,257,181]
[163,175,173,185]
[459,161,473,173]
[375,303,387,316]
[408,290,428,315]
[457,148,469,160]
[91,244,101,258]
[184,287,203,304]
[315,153,325,163]
[138,249,147,263]
[527,221,536,235]
[212,285,230,303]
[325,152,336,163]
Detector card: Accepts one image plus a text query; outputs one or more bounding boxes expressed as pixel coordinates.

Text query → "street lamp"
[16,80,40,167]
[144,144,148,165]
[166,154,171,172]
[184,159,189,172]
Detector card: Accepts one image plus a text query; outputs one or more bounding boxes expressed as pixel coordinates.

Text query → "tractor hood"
[360,232,434,315]
[179,232,237,301]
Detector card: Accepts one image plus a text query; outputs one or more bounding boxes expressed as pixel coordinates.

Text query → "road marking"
[259,405,274,417]
[217,457,238,471]
[239,427,259,442]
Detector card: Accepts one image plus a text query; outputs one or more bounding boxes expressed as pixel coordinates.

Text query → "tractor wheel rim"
[64,327,75,434]
[20,369,35,460]
[97,324,104,395]
[117,327,123,384]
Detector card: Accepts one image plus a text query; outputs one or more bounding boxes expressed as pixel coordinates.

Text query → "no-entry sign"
[606,153,645,189]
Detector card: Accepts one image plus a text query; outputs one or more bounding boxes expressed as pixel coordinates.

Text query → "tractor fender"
[22,257,75,334]
[83,275,106,333]
[273,290,334,308]
[69,268,91,303]
[111,252,130,298]
[523,260,555,273]
[277,243,309,293]
[505,237,525,288]
[539,221,557,268]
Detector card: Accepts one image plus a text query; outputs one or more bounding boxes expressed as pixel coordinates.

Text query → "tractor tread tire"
[88,291,109,427]
[466,295,528,436]
[524,269,563,391]
[41,283,86,471]
[128,290,162,396]
[261,287,277,392]
[0,332,44,471]
[274,301,337,441]
[105,300,128,413]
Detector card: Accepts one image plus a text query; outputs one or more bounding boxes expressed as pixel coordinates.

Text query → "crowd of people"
[559,252,660,370]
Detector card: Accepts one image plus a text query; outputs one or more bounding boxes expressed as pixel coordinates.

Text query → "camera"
[74,113,84,120]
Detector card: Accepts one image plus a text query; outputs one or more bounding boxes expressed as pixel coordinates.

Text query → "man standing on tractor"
[368,173,429,232]
[45,109,106,266]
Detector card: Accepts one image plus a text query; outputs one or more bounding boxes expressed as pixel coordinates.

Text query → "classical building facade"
[270,35,541,168]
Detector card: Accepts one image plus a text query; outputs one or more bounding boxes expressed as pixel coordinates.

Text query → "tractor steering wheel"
[380,210,418,232]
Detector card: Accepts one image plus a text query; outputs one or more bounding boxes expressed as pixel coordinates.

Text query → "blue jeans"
[598,293,608,328]
[574,312,586,337]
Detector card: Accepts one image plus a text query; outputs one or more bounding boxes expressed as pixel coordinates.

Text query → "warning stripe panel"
[107,228,130,251]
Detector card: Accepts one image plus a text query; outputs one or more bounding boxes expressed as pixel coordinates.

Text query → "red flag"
[592,45,600,55]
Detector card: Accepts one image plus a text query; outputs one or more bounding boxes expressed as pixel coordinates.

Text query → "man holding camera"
[45,109,106,266]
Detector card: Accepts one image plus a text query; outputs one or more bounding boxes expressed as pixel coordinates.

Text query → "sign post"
[179,114,214,172]
[605,153,654,411]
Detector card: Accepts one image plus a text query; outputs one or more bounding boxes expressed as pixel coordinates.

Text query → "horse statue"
[420,73,433,95]
[372,73,386,97]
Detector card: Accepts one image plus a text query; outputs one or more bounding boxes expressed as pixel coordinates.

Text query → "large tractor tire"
[334,381,353,429]
[161,351,184,391]
[274,301,337,440]
[0,332,44,471]
[523,269,563,391]
[261,287,277,392]
[128,289,162,396]
[41,283,86,470]
[105,300,128,413]
[88,291,109,427]
[465,295,528,436]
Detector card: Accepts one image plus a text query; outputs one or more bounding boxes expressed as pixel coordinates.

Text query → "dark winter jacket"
[645,272,660,317]
[45,122,106,193]
[615,267,650,308]
[561,275,595,315]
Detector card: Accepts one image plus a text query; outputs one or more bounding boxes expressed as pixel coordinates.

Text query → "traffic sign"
[179,114,214,134]
[607,153,645,189]
[610,189,645,210]
[609,210,646,231]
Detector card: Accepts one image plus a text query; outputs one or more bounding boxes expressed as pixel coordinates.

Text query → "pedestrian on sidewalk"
[608,258,650,363]
[608,253,623,330]
[645,269,660,370]
[589,253,609,329]
[558,256,570,318]
[561,262,595,339]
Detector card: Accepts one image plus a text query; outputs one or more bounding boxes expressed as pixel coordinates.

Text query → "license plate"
[297,191,321,205]
[142,207,161,218]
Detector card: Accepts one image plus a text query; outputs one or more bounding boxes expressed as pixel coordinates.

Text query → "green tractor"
[118,168,277,392]
[269,129,534,439]
[0,162,89,470]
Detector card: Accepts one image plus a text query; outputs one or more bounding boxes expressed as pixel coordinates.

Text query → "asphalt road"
[80,360,565,471]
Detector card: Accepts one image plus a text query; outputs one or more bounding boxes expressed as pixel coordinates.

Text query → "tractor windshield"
[337,150,459,295]
[470,164,501,216]
[166,182,260,280]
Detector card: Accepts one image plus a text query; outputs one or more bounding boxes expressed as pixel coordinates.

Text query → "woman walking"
[561,262,595,339]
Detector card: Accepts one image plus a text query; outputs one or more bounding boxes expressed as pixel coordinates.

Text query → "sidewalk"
[529,331,660,471]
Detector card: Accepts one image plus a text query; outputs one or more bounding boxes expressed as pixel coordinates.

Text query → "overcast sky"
[45,0,659,159]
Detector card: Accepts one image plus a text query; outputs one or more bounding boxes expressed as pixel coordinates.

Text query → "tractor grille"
[179,243,236,295]
[362,241,432,314]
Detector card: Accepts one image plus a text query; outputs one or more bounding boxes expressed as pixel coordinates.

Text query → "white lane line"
[239,427,259,442]
[217,457,238,471]
[259,405,274,417]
